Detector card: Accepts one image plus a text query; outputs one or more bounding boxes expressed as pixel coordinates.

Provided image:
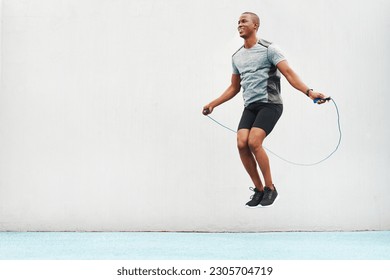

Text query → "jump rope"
[204,97,342,166]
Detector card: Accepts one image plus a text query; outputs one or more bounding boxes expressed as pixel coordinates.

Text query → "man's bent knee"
[237,139,249,151]
[248,138,262,152]
[237,129,250,151]
[248,128,266,152]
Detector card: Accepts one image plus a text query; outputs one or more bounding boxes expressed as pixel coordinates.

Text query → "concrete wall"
[1,0,389,231]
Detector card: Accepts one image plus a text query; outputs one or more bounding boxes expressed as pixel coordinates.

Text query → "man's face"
[237,14,258,39]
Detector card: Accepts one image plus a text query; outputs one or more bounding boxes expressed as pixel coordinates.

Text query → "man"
[202,12,327,208]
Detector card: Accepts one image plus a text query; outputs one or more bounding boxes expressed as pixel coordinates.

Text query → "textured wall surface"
[1,0,389,231]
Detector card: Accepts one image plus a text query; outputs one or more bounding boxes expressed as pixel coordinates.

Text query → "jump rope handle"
[313,97,332,103]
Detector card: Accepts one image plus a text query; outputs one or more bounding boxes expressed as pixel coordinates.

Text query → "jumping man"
[202,12,328,207]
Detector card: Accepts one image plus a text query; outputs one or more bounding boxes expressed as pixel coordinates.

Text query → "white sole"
[245,194,279,208]
[245,204,263,209]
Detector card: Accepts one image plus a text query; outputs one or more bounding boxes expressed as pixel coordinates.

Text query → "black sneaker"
[260,185,278,207]
[245,187,264,208]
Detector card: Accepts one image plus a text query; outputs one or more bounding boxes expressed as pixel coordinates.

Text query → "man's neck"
[243,36,258,49]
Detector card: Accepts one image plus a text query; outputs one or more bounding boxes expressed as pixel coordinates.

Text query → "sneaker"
[260,185,278,207]
[245,187,264,208]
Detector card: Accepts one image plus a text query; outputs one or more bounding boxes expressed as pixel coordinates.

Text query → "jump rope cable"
[205,98,342,166]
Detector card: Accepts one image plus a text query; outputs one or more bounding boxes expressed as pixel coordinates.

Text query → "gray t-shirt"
[232,39,286,106]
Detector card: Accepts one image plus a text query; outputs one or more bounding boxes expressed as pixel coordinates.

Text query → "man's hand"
[202,104,213,115]
[308,90,329,104]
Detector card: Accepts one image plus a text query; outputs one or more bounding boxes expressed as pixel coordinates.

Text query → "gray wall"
[1,0,389,231]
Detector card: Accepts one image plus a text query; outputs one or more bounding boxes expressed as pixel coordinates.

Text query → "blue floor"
[0,231,389,260]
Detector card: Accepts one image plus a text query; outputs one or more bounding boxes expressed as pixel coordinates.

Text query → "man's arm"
[202,74,241,115]
[277,60,327,104]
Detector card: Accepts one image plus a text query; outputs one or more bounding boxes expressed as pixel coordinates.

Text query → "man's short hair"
[242,12,260,30]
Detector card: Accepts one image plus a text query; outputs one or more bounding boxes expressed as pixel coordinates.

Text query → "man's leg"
[237,128,264,191]
[247,127,275,189]
[248,127,278,206]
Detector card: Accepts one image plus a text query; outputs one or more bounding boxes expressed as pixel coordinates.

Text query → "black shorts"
[238,102,283,135]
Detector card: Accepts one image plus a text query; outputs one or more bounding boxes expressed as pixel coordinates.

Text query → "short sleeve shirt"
[232,39,286,106]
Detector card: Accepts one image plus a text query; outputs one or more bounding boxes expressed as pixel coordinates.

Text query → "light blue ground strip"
[0,231,389,260]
